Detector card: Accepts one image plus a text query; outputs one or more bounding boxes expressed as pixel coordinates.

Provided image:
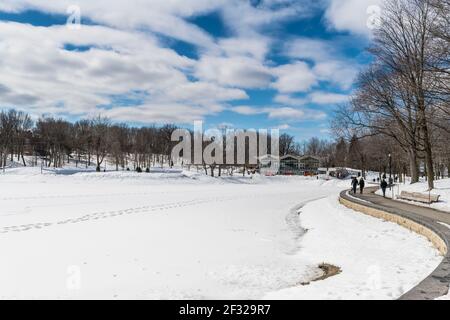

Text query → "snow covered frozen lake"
[0,168,442,299]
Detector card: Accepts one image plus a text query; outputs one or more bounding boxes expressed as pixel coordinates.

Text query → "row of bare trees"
[333,0,450,189]
[2,105,435,179]
[0,109,32,169]
[0,110,178,172]
[0,107,354,176]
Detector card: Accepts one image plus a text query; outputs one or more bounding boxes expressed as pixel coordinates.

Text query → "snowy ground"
[0,167,442,299]
[265,196,441,300]
[375,178,450,213]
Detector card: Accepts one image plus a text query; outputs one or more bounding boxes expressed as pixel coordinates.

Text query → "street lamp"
[389,153,392,189]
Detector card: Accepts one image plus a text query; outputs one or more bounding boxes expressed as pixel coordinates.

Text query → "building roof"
[299,155,321,161]
[280,155,301,161]
[258,154,280,160]
[280,155,321,162]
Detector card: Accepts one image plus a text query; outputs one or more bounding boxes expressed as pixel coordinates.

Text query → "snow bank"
[265,196,442,300]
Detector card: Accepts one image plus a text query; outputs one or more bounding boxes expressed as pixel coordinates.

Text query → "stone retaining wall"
[339,196,447,255]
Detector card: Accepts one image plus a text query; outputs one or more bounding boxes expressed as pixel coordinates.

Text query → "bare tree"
[91,116,111,172]
[370,0,442,189]
[279,133,295,156]
[334,138,347,167]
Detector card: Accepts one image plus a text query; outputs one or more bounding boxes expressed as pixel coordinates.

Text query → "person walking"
[380,178,388,198]
[351,177,358,194]
[358,177,365,194]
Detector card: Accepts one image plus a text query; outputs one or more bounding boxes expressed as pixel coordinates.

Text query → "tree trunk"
[418,104,434,189]
[96,153,101,172]
[448,161,450,178]
[409,149,419,184]
[423,133,435,190]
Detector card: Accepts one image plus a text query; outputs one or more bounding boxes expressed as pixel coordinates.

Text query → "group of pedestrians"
[351,176,365,194]
[351,174,391,198]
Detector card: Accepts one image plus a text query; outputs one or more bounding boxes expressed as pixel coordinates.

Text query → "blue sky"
[0,0,380,140]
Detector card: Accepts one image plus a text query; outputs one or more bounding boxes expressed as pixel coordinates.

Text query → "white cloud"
[103,102,223,124]
[272,62,317,93]
[325,0,383,35]
[309,91,349,104]
[284,37,361,91]
[0,0,222,47]
[286,37,334,62]
[275,91,349,106]
[274,94,307,106]
[0,22,246,122]
[195,55,273,89]
[270,58,359,95]
[231,105,326,121]
[0,0,317,47]
[194,33,274,89]
[0,0,357,126]
[230,106,264,116]
[217,35,271,61]
[314,60,360,90]
[220,0,318,36]
[162,82,248,104]
[266,107,325,120]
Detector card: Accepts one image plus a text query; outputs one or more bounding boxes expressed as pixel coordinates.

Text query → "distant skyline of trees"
[1,106,448,183]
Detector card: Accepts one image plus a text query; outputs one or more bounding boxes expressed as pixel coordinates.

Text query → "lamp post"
[389,153,392,190]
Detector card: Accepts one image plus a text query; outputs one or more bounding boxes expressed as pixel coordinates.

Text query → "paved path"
[340,187,450,300]
[354,187,450,225]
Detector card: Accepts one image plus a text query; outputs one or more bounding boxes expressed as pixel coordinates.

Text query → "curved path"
[340,187,450,300]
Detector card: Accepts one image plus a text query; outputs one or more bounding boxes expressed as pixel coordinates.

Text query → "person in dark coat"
[351,177,358,194]
[380,178,388,197]
[358,177,365,194]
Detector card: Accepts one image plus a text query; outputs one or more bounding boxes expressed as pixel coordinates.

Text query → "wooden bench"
[398,191,440,204]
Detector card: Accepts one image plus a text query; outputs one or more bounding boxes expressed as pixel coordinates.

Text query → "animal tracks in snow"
[0,194,261,235]
[0,191,168,202]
